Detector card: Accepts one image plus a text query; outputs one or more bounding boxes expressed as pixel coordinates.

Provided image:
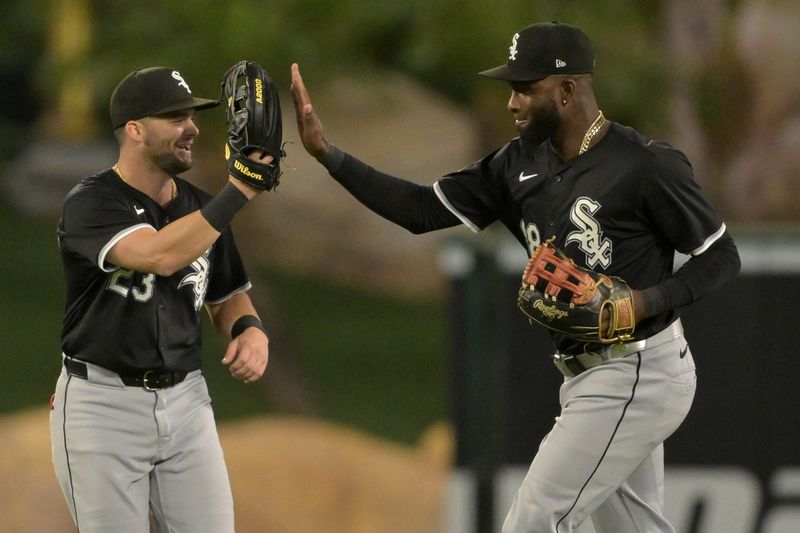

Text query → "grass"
[0,206,65,412]
[258,269,447,443]
[0,200,447,445]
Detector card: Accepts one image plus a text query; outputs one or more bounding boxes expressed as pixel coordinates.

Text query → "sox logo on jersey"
[566,196,612,269]
[179,248,211,311]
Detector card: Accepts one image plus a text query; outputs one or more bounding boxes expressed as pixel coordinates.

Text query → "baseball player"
[50,67,271,532]
[291,22,741,533]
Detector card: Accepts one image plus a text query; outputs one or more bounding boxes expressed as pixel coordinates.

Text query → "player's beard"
[147,140,192,175]
[152,152,191,175]
[519,99,561,155]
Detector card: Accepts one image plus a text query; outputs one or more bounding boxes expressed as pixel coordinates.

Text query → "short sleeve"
[642,145,725,255]
[59,183,153,271]
[433,145,511,232]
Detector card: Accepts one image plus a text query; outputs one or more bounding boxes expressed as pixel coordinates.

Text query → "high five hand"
[290,63,331,160]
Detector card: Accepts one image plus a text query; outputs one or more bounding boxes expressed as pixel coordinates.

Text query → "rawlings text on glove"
[517,238,636,344]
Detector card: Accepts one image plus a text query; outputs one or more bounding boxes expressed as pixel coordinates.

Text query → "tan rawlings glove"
[517,238,636,344]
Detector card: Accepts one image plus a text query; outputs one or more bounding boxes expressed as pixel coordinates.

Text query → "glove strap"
[225,140,281,190]
[601,293,636,343]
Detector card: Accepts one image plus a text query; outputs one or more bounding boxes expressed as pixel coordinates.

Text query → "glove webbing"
[525,246,596,305]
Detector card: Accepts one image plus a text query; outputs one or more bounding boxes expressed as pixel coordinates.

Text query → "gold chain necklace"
[578,111,606,155]
[113,164,176,201]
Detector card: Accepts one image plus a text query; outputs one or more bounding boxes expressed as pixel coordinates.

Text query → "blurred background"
[1,0,799,532]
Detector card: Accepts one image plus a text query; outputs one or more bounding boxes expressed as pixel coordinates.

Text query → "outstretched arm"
[290,63,459,234]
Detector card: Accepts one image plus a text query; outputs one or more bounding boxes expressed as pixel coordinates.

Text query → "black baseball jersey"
[434,122,726,353]
[57,169,250,374]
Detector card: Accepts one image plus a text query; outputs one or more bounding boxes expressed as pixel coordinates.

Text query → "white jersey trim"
[204,281,252,306]
[692,223,726,256]
[97,224,154,272]
[433,181,480,233]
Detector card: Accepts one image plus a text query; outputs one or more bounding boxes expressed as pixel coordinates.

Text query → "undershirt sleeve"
[319,146,460,234]
[641,230,740,316]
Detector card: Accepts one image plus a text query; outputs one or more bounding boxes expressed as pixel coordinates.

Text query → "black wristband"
[231,314,267,338]
[318,145,345,172]
[200,183,248,232]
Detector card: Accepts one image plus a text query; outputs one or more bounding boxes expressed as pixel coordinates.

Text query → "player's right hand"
[290,63,332,160]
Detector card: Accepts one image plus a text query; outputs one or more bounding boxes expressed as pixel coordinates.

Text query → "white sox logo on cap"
[171,71,192,93]
[508,33,520,61]
[109,66,218,128]
[479,22,595,83]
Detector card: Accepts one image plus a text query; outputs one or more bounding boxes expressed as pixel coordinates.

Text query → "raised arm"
[107,159,269,277]
[289,63,459,234]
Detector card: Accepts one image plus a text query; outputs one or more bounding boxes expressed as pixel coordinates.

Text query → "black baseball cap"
[479,22,594,82]
[109,67,218,129]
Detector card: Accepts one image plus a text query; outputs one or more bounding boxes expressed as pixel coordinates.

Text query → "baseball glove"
[517,238,636,344]
[221,60,284,190]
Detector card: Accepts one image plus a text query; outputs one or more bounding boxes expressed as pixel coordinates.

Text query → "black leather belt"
[64,357,189,391]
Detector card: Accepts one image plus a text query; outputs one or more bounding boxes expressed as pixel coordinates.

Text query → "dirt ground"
[0,408,454,533]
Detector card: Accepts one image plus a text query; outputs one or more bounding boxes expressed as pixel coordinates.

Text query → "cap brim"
[478,64,549,83]
[152,96,220,116]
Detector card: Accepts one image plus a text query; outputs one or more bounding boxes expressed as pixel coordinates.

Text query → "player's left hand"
[600,289,645,335]
[518,239,638,343]
[221,60,284,191]
[227,149,275,200]
[221,327,269,382]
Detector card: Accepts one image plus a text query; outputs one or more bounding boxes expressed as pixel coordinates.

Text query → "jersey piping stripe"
[62,374,81,531]
[204,281,252,306]
[555,351,643,532]
[433,181,480,233]
[97,223,154,272]
[691,222,726,256]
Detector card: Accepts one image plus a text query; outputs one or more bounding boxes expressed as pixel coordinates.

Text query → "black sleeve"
[60,182,152,271]
[673,230,741,302]
[643,144,724,255]
[641,230,741,316]
[320,146,460,234]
